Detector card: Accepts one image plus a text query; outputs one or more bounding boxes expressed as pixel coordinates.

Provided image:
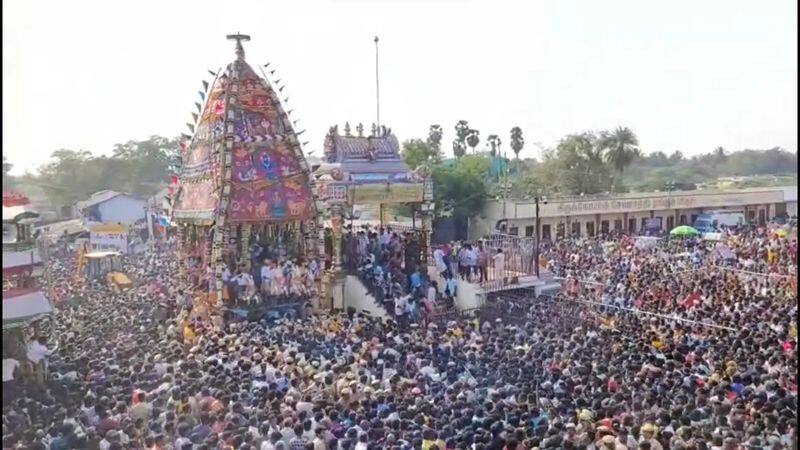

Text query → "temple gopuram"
[313,123,434,308]
[172,34,317,305]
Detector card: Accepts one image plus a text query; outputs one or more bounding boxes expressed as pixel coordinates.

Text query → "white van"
[693,210,745,232]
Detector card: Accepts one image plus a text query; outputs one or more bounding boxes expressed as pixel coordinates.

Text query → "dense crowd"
[343,226,452,323]
[1,223,797,450]
[180,244,321,307]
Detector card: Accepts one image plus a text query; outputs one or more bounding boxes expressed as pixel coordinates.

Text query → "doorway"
[541,224,552,240]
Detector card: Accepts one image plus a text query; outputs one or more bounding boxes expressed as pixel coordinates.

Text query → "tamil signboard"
[89,224,128,253]
[351,183,424,204]
[531,189,785,218]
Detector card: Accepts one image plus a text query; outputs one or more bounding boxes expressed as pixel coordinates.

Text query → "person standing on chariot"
[291,260,306,296]
[271,260,286,297]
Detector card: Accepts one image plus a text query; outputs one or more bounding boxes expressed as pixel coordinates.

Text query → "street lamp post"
[666,179,676,230]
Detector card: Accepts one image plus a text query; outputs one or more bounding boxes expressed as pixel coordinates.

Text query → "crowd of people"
[343,226,452,324]
[181,246,321,308]
[1,221,796,450]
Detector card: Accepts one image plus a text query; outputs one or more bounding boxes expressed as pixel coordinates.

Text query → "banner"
[351,183,424,204]
[90,231,128,253]
[645,217,662,232]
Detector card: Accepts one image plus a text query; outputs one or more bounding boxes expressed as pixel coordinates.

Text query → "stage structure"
[172,34,317,304]
[313,123,434,308]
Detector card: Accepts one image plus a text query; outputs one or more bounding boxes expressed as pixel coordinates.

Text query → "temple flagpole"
[374,36,380,130]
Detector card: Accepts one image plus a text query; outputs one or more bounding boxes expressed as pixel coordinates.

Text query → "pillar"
[238,223,252,268]
[327,203,345,310]
[420,202,433,269]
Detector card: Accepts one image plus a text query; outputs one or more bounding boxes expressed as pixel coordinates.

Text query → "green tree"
[454,120,470,157]
[432,154,489,219]
[669,150,684,163]
[2,156,15,190]
[713,146,727,162]
[452,139,466,158]
[487,134,502,156]
[599,126,640,191]
[34,135,180,206]
[427,125,443,158]
[401,139,439,169]
[510,127,524,159]
[547,132,612,195]
[466,129,480,154]
[36,149,101,205]
[601,126,640,173]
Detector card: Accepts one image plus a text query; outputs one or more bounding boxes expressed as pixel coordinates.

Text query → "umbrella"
[670,225,700,237]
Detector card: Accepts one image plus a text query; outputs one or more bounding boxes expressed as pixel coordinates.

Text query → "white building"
[77,190,146,226]
[472,186,798,240]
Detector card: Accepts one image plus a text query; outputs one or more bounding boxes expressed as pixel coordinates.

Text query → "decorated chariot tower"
[172,34,317,305]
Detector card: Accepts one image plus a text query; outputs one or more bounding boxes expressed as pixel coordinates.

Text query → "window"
[666,215,674,230]
[679,215,687,225]
[641,218,648,230]
[556,223,565,239]
[525,226,534,237]
[691,214,698,224]
[508,226,519,236]
[614,220,623,231]
[758,209,766,225]
[572,222,581,237]
[586,222,595,237]
[600,220,609,233]
[542,224,551,240]
[628,218,636,232]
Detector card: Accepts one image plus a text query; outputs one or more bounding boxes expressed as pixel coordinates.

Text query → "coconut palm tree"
[466,129,480,154]
[487,134,502,156]
[510,127,524,159]
[602,126,641,173]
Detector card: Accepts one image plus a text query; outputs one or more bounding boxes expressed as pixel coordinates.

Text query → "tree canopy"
[13,135,180,206]
[4,124,796,226]
[401,139,441,170]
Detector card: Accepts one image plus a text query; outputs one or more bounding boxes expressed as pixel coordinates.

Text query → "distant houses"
[76,190,146,226]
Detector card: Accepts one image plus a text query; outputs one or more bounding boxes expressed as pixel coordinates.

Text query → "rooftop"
[320,123,413,180]
[77,190,135,209]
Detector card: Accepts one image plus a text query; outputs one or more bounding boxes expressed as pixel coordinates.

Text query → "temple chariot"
[171,35,317,306]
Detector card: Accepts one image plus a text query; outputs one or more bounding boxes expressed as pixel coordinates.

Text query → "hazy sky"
[3,0,797,175]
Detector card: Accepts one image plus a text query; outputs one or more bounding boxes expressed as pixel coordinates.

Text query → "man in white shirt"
[235,269,253,303]
[27,338,54,382]
[260,260,273,296]
[2,358,19,383]
[427,283,437,306]
[3,358,20,403]
[379,228,391,247]
[433,246,447,277]
[466,245,478,281]
[493,249,506,284]
[394,294,409,326]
